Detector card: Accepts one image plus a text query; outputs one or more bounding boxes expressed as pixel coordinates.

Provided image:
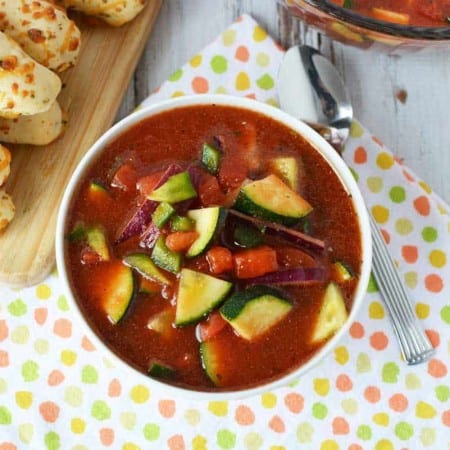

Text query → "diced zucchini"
[147,171,197,203]
[147,308,175,336]
[234,174,312,225]
[186,206,226,257]
[200,340,223,386]
[88,180,110,202]
[102,262,135,324]
[86,226,110,261]
[220,285,292,340]
[175,268,233,326]
[152,202,175,228]
[201,142,221,175]
[123,252,171,285]
[310,282,348,344]
[170,214,194,232]
[151,236,181,274]
[139,277,160,295]
[69,222,85,242]
[233,222,263,248]
[268,157,299,191]
[332,261,354,282]
[148,361,176,379]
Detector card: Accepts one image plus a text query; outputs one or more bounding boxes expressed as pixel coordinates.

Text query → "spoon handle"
[369,213,435,364]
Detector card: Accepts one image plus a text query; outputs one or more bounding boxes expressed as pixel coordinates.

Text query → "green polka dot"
[244,431,263,449]
[395,422,414,440]
[18,423,34,444]
[312,402,328,419]
[81,365,98,384]
[91,400,111,420]
[367,176,383,193]
[356,352,372,373]
[22,360,39,382]
[120,412,136,430]
[210,55,228,74]
[0,378,7,393]
[356,424,372,440]
[168,69,183,82]
[256,52,270,67]
[11,325,30,344]
[256,73,274,90]
[57,295,69,312]
[8,298,27,316]
[143,423,160,441]
[404,271,418,289]
[44,431,60,450]
[217,429,236,449]
[382,362,400,383]
[440,305,450,324]
[296,422,314,443]
[367,273,379,292]
[64,386,83,407]
[422,226,438,243]
[389,186,406,203]
[350,121,364,138]
[435,385,450,402]
[420,427,436,447]
[0,406,12,424]
[34,338,49,355]
[395,218,413,235]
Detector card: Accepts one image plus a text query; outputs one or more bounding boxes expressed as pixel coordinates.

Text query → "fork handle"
[369,213,435,365]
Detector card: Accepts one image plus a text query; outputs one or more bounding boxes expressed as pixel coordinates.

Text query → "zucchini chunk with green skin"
[123,252,171,285]
[234,174,312,225]
[151,236,182,274]
[201,142,221,175]
[148,361,176,379]
[170,214,195,232]
[332,261,354,282]
[310,282,348,344]
[220,285,293,340]
[200,340,224,386]
[268,157,299,191]
[147,307,175,337]
[147,171,197,203]
[186,207,226,257]
[175,268,233,326]
[86,226,110,261]
[152,202,175,228]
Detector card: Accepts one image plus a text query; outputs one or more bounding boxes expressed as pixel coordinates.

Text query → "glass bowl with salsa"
[280,0,450,51]
[56,95,372,399]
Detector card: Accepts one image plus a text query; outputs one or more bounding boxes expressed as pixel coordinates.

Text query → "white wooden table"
[120,0,450,202]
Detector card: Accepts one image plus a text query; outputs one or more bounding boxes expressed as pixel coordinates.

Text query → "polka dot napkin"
[1,14,449,450]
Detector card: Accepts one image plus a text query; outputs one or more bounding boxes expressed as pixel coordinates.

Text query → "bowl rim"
[56,94,372,401]
[288,0,450,40]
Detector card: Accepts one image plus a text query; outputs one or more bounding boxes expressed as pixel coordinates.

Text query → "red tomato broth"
[65,104,362,392]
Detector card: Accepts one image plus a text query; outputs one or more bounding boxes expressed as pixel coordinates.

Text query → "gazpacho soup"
[64,103,362,392]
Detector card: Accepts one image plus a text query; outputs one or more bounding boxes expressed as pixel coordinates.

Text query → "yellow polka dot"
[61,349,77,366]
[222,29,236,46]
[261,392,277,408]
[415,302,430,319]
[71,418,86,434]
[416,401,436,418]
[266,98,279,107]
[341,398,358,415]
[189,54,202,68]
[256,52,270,67]
[313,378,330,396]
[171,91,185,98]
[192,435,207,450]
[376,152,395,170]
[369,301,385,319]
[15,391,33,409]
[208,401,228,416]
[184,409,201,426]
[372,205,390,224]
[130,385,150,404]
[419,181,432,194]
[404,271,418,289]
[123,443,140,450]
[373,412,389,426]
[429,250,446,268]
[270,447,286,450]
[334,346,349,365]
[36,284,51,300]
[253,25,267,42]
[375,439,394,450]
[235,72,250,91]
[215,86,228,94]
[320,439,339,450]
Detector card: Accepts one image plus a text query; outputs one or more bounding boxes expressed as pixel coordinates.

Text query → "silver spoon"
[278,45,435,365]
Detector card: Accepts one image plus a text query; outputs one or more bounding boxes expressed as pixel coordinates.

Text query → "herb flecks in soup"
[65,104,362,391]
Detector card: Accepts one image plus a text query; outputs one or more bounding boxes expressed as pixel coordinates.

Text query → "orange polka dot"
[372,136,383,147]
[235,45,250,62]
[53,318,72,338]
[389,393,408,412]
[99,428,114,446]
[245,93,256,99]
[425,274,444,293]
[332,416,350,435]
[34,307,48,325]
[81,335,95,351]
[425,329,440,348]
[442,410,450,427]
[168,434,185,450]
[159,399,175,418]
[39,401,60,423]
[0,444,17,450]
[48,369,64,386]
[381,229,390,244]
[235,404,255,425]
[191,77,209,94]
[348,445,363,450]
[108,378,121,397]
[364,386,381,403]
[0,350,9,367]
[403,170,415,182]
[413,196,430,216]
[284,392,304,413]
[269,415,285,433]
[428,358,448,378]
[354,146,367,164]
[402,245,418,263]
[349,322,364,339]
[0,320,8,341]
[336,374,353,392]
[370,331,389,350]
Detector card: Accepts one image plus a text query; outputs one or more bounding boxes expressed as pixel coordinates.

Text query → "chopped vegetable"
[151,236,182,274]
[233,222,263,248]
[165,231,199,253]
[170,214,195,232]
[86,226,110,261]
[197,310,228,342]
[147,171,197,203]
[233,245,278,279]
[147,307,175,337]
[201,142,221,175]
[332,261,354,282]
[206,246,233,274]
[152,202,175,228]
[111,163,138,191]
[148,361,176,379]
[88,180,110,204]
[123,252,171,285]
[245,267,326,286]
[200,340,224,386]
[268,156,300,191]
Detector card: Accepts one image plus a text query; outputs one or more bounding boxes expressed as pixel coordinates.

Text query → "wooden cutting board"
[0,0,163,288]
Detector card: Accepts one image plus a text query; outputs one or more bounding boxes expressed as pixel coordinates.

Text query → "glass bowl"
[280,0,450,51]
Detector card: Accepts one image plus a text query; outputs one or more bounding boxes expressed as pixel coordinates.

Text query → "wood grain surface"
[0,0,163,287]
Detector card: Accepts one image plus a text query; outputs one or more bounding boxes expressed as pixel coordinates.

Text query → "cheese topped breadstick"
[0,144,11,186]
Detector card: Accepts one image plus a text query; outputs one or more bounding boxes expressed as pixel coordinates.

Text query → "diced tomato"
[276,247,316,268]
[198,173,226,206]
[137,170,166,196]
[165,231,199,253]
[233,245,278,279]
[198,311,228,341]
[206,246,233,274]
[112,163,138,191]
[81,249,101,265]
[218,155,248,190]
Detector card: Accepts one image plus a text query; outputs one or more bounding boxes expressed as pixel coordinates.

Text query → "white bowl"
[56,94,372,400]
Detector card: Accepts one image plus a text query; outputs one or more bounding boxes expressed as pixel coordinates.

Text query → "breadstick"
[0,189,14,235]
[0,144,11,185]
[0,0,81,72]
